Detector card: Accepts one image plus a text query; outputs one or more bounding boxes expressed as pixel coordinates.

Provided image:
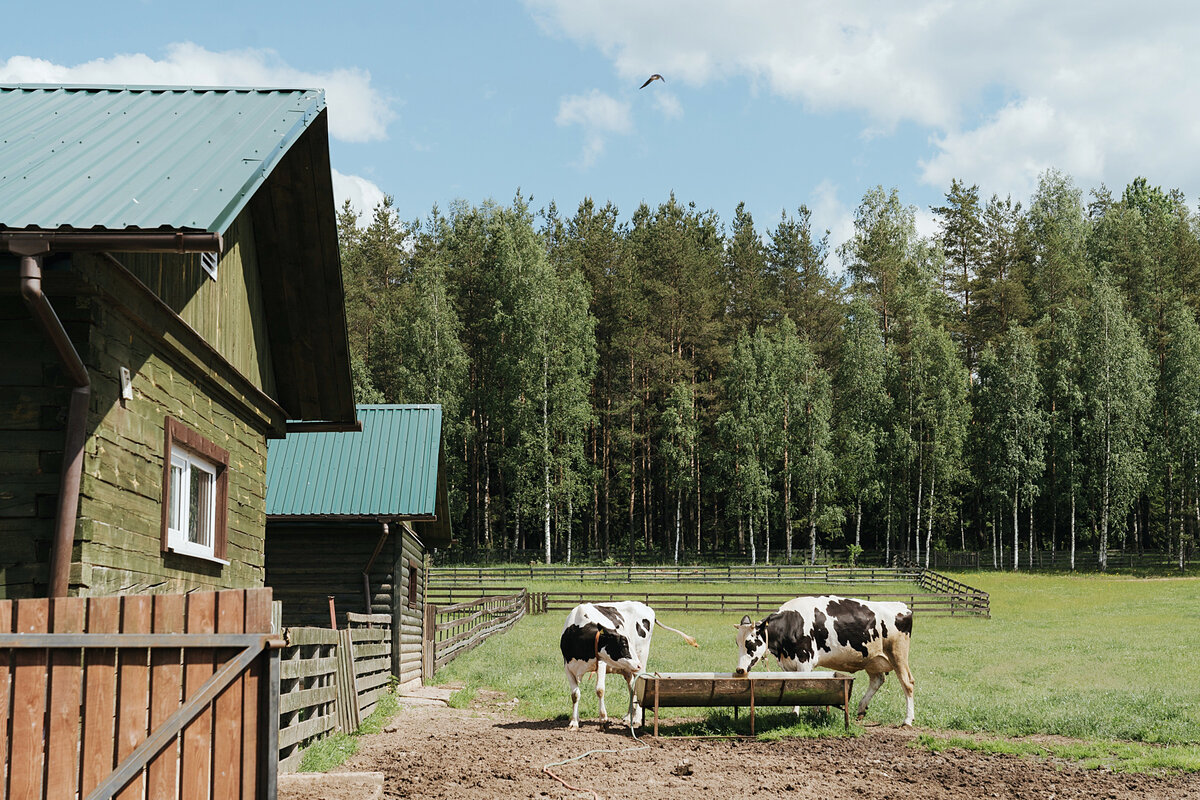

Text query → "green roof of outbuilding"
[266,405,445,520]
[0,85,324,234]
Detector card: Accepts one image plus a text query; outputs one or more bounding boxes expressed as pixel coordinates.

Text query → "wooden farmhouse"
[0,85,357,600]
[264,404,451,689]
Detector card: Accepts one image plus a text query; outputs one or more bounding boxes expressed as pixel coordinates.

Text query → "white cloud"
[809,180,854,275]
[525,0,1200,198]
[331,169,388,223]
[652,91,683,120]
[0,43,393,143]
[555,90,633,167]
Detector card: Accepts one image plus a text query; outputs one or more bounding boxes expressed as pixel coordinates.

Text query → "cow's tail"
[654,619,699,648]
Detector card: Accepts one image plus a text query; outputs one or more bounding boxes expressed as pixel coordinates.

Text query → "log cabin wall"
[393,526,425,689]
[264,521,428,688]
[265,523,396,627]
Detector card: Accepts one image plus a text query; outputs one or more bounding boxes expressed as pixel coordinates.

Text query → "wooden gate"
[0,588,281,800]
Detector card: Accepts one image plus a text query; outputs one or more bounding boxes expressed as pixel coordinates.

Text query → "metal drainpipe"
[362,522,391,615]
[17,249,90,598]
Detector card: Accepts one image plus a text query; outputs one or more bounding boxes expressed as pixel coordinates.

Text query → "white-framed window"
[167,449,218,558]
[161,417,229,564]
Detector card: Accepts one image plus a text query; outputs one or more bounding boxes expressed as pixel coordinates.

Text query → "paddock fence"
[275,612,393,774]
[428,565,990,618]
[429,563,923,586]
[421,590,526,676]
[525,589,988,618]
[925,548,1197,571]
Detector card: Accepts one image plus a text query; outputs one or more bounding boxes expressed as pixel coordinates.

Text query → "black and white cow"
[560,601,698,729]
[734,595,915,727]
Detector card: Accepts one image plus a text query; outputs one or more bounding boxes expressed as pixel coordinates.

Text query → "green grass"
[913,733,1200,773]
[433,572,1200,767]
[298,691,400,773]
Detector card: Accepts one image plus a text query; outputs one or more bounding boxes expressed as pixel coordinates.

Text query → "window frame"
[160,417,230,564]
[407,559,421,609]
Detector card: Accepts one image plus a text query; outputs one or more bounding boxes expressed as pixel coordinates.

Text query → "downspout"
[8,231,222,598]
[363,522,391,615]
[17,246,89,598]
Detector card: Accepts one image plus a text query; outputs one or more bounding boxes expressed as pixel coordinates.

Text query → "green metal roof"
[266,405,445,519]
[0,85,325,234]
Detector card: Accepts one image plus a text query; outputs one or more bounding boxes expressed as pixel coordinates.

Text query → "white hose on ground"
[540,673,653,799]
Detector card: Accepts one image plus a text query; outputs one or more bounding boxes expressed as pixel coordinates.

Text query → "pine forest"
[339,171,1200,570]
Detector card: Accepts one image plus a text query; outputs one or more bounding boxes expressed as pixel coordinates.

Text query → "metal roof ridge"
[0,84,322,93]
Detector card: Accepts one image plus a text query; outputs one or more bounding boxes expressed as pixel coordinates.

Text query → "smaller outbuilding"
[265,404,451,689]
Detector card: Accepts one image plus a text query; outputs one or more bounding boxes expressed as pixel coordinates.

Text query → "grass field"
[433,572,1200,759]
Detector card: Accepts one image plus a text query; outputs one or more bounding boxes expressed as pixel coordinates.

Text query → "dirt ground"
[329,698,1200,800]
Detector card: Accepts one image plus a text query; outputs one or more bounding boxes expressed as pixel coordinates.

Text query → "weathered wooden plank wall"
[266,523,397,628]
[394,528,425,689]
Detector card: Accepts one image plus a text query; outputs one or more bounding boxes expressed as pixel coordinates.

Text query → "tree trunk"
[1070,489,1076,571]
[483,430,492,550]
[567,495,573,565]
[749,504,758,566]
[1012,483,1020,572]
[855,493,863,549]
[674,489,681,566]
[809,486,818,565]
[925,470,935,569]
[914,457,924,565]
[765,495,771,566]
[885,485,893,565]
[1028,488,1034,570]
[543,352,552,565]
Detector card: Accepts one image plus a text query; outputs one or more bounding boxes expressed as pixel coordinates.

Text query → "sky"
[4,1,1200,259]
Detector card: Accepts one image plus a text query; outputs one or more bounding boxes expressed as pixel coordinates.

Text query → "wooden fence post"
[422,602,436,684]
[335,628,360,733]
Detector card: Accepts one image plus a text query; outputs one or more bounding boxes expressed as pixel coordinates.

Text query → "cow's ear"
[739,615,752,626]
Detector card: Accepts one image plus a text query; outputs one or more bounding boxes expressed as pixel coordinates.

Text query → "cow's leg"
[857,671,886,720]
[894,659,915,728]
[596,660,609,723]
[787,659,809,715]
[624,671,642,727]
[883,635,916,727]
[566,664,582,729]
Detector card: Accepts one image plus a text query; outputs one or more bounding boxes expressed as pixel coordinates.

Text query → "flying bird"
[639,74,665,89]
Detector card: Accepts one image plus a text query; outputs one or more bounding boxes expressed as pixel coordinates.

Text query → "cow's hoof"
[567,721,579,730]
[901,722,913,729]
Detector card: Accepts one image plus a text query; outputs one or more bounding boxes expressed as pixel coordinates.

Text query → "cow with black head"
[734,595,915,727]
[560,601,698,729]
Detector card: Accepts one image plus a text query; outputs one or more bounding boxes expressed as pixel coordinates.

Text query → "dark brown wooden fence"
[524,589,988,617]
[428,564,989,619]
[0,589,279,800]
[422,591,526,676]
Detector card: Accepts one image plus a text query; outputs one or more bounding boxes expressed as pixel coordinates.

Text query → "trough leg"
[843,679,850,730]
[654,680,660,737]
[750,685,755,736]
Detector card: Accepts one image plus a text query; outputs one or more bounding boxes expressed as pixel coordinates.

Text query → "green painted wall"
[120,213,277,397]
[0,211,283,598]
[76,287,271,595]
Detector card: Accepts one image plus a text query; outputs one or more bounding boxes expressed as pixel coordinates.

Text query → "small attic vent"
[200,251,218,281]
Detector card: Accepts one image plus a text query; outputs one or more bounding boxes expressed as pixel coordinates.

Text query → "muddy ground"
[336,700,1200,800]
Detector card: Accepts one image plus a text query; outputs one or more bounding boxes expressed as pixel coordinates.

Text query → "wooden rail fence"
[523,589,987,617]
[275,612,393,773]
[428,565,990,618]
[0,589,277,800]
[422,591,526,676]
[430,564,934,586]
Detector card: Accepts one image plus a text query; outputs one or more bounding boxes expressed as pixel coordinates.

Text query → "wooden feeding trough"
[635,671,854,736]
